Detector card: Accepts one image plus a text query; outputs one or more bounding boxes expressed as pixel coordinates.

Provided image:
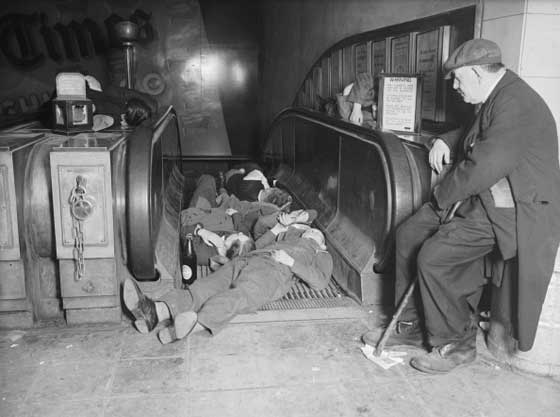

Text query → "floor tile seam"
[188,349,368,358]
[99,342,122,416]
[117,354,186,362]
[397,367,439,417]
[187,378,401,393]
[17,357,121,368]
[25,391,130,403]
[185,336,193,393]
[186,380,386,394]
[0,325,128,338]
[98,392,194,400]
[0,363,45,372]
[2,399,32,417]
[21,396,116,405]
[20,359,50,406]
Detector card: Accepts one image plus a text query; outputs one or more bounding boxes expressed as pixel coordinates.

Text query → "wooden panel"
[50,150,115,259]
[0,155,19,260]
[59,258,117,299]
[0,260,26,301]
[342,46,354,87]
[312,66,323,105]
[65,306,121,324]
[321,57,331,98]
[330,50,342,94]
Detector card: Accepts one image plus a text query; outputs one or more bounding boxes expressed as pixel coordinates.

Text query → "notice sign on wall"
[354,42,369,76]
[378,74,423,133]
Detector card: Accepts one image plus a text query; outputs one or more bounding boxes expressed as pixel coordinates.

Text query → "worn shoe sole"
[409,351,476,374]
[123,279,156,334]
[158,311,198,344]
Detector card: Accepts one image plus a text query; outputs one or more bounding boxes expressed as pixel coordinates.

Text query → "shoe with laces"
[410,332,477,374]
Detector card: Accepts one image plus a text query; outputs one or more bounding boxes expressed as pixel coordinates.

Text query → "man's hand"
[270,223,288,235]
[349,103,363,125]
[271,249,294,267]
[429,138,450,174]
[197,228,225,250]
[277,212,296,226]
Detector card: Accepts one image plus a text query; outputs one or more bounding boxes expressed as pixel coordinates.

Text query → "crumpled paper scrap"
[360,344,407,370]
[4,330,26,343]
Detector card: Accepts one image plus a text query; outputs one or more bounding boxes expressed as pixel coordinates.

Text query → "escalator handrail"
[263,107,423,273]
[126,109,179,280]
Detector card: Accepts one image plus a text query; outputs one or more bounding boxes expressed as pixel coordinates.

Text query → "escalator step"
[197,265,353,310]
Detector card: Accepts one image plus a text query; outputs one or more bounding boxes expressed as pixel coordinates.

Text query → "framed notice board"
[414,26,451,122]
[372,39,387,76]
[390,34,411,73]
[354,42,369,76]
[377,73,423,134]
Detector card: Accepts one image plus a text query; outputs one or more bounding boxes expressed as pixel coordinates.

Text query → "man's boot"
[123,278,159,334]
[362,320,424,348]
[409,330,477,374]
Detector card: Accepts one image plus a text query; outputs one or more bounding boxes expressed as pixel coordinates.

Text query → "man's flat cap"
[443,38,502,79]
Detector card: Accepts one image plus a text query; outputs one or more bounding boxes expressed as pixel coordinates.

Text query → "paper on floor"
[360,344,407,370]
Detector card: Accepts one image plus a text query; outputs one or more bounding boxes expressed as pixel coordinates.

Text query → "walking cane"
[374,200,463,357]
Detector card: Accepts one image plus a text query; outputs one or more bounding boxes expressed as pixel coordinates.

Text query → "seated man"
[336,73,377,127]
[361,39,560,374]
[122,217,332,344]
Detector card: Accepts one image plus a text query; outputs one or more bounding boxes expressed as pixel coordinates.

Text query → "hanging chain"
[68,175,94,281]
[71,216,85,280]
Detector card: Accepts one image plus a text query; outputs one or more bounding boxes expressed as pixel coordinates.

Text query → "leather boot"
[123,278,159,334]
[410,331,477,374]
[362,320,424,348]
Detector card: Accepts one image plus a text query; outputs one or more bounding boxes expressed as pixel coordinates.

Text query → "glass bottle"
[181,233,197,288]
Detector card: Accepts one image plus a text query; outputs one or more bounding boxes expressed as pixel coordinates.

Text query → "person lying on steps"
[122,216,332,344]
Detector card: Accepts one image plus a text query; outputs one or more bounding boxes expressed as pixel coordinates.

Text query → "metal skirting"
[197,265,356,311]
[260,279,355,310]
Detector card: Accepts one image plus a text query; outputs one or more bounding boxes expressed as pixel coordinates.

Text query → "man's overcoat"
[434,70,560,351]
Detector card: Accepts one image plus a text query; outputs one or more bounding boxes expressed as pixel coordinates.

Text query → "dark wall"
[1,0,478,156]
[0,0,234,156]
[258,0,476,141]
[199,0,263,156]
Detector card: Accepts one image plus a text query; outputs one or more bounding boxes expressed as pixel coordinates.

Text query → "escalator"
[0,105,433,326]
[186,107,434,316]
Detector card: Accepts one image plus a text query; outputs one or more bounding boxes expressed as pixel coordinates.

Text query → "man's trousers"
[159,255,294,334]
[395,199,497,346]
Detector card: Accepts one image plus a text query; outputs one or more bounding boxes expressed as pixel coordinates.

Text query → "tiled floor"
[1,312,559,417]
